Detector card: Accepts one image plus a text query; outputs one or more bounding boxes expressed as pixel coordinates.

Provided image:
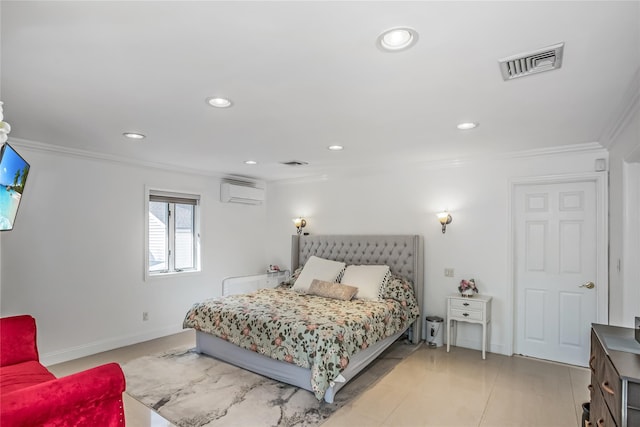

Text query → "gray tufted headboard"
[291,234,423,344]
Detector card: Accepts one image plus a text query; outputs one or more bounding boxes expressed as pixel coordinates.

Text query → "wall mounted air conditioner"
[220,182,265,205]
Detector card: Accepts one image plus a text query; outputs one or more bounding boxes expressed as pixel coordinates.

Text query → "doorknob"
[579,281,595,289]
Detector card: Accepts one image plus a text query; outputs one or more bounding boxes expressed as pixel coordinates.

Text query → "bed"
[183,234,423,403]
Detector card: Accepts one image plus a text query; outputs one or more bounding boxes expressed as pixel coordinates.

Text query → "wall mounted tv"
[0,143,30,231]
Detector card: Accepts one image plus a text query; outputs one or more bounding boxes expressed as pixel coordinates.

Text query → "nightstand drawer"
[450,308,484,321]
[450,298,484,311]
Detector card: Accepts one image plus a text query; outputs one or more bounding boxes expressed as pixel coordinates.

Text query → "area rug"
[122,340,420,427]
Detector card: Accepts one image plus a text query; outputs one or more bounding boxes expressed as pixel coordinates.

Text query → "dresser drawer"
[450,308,484,321]
[629,381,640,427]
[590,381,617,427]
[628,407,640,427]
[450,298,484,311]
[600,354,622,426]
[628,381,640,409]
[591,330,606,377]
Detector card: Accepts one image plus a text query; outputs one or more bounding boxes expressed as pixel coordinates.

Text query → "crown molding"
[8,137,230,179]
[495,141,606,161]
[600,67,640,149]
[270,142,607,184]
[418,142,606,170]
[8,136,606,186]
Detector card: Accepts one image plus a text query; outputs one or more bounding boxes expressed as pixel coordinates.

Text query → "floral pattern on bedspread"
[183,276,419,400]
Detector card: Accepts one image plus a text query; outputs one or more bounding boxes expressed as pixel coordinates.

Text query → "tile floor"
[49,331,589,427]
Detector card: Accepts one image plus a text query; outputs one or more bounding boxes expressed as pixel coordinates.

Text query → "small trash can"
[425,316,444,347]
[581,402,589,427]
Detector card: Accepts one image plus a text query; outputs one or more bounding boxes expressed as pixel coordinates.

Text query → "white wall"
[265,147,609,355]
[607,96,640,327]
[623,163,640,325]
[0,144,269,365]
[2,138,633,362]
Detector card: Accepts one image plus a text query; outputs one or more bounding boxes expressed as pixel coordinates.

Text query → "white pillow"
[340,265,391,301]
[292,256,346,293]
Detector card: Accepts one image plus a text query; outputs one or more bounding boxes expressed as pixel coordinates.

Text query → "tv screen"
[0,143,30,231]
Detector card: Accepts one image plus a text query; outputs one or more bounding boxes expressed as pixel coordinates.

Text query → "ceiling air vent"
[498,43,564,81]
[280,160,309,166]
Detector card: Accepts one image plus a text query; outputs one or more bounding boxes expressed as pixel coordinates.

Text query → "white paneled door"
[514,180,598,366]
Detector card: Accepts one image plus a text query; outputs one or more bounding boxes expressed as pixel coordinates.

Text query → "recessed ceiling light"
[206,97,232,108]
[377,27,419,52]
[123,132,146,140]
[328,145,344,151]
[244,160,257,165]
[457,122,479,130]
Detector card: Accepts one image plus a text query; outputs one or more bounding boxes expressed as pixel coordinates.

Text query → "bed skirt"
[195,328,405,403]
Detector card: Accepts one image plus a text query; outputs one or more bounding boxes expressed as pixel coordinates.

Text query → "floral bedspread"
[183,276,419,400]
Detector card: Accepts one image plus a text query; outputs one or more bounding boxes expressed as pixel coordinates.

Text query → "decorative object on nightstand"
[446,293,492,359]
[458,278,477,297]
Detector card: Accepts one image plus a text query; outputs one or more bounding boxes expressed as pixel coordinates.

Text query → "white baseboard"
[41,324,184,366]
[446,337,508,356]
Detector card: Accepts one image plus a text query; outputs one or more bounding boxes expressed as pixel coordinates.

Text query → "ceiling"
[1,1,639,182]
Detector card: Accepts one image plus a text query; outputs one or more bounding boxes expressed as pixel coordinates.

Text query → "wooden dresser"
[589,324,640,427]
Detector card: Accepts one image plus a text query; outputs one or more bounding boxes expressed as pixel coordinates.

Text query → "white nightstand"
[446,293,492,359]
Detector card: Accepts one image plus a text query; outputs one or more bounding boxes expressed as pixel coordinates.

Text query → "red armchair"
[1,315,126,426]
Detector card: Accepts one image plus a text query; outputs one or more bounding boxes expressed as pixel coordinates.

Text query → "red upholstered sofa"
[0,315,126,426]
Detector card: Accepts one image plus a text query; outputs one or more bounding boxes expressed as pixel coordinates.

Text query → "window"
[147,189,200,277]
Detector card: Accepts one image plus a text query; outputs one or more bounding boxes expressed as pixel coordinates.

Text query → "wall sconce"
[293,217,307,235]
[437,211,452,234]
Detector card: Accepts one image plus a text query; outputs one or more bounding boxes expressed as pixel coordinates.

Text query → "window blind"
[149,190,200,205]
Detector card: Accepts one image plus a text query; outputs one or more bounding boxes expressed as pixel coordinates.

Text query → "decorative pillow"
[308,279,358,301]
[382,275,420,320]
[292,256,346,293]
[340,265,391,301]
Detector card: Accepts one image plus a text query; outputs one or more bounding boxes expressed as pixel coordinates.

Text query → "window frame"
[144,187,201,280]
